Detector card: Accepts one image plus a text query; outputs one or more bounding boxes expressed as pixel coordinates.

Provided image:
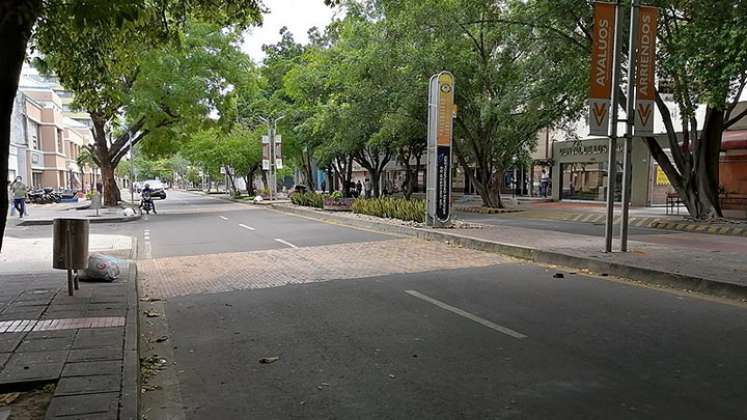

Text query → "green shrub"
[291,191,325,208]
[352,197,425,223]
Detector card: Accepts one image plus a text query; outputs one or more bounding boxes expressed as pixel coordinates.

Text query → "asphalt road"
[139,192,747,419]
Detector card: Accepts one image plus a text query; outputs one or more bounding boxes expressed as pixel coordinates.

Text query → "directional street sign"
[588,2,617,136]
[635,5,657,135]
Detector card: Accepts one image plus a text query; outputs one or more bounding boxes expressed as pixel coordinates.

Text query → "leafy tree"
[0,1,262,251]
[520,0,747,219]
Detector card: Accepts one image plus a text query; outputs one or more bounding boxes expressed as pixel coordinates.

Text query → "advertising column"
[426,71,456,226]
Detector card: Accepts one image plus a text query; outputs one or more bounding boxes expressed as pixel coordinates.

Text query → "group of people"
[319,179,377,198]
[7,176,28,218]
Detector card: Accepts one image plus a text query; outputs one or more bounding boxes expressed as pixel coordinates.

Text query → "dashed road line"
[404,290,527,339]
[238,224,255,231]
[274,238,298,248]
[144,229,153,259]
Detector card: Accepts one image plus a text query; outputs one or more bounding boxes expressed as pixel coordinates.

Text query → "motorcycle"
[140,191,155,215]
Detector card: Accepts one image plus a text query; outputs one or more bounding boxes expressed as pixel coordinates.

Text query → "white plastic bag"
[122,207,136,217]
[78,254,121,281]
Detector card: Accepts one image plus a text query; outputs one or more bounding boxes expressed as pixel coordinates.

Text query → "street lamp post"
[258,115,285,201]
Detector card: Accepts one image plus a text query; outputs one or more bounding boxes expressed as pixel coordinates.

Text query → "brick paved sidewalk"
[476,201,747,237]
[0,258,138,419]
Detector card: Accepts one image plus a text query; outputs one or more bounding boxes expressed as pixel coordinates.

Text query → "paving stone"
[67,347,123,363]
[62,360,122,377]
[0,310,43,320]
[0,334,24,353]
[41,310,88,319]
[86,309,127,318]
[72,328,123,350]
[55,373,121,396]
[44,392,118,418]
[16,336,73,352]
[10,350,68,365]
[0,361,63,384]
[25,329,77,339]
[0,353,11,367]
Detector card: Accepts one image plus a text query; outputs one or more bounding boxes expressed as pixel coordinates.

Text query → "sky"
[242,0,340,63]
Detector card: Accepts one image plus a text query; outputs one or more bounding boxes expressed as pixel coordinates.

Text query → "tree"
[374,0,585,207]
[520,0,747,219]
[0,1,262,251]
[182,125,262,195]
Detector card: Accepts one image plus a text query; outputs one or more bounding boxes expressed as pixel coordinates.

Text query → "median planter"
[323,197,354,211]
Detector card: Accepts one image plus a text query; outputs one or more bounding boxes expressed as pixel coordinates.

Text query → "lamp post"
[258,115,285,201]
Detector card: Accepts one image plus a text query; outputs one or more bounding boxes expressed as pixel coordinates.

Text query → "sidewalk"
[459,199,747,237]
[12,201,141,226]
[272,203,747,300]
[0,234,138,419]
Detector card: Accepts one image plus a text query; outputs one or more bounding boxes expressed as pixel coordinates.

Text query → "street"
[135,192,747,419]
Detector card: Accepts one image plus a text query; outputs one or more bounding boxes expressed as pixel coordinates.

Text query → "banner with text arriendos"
[635,6,658,135]
[588,2,617,136]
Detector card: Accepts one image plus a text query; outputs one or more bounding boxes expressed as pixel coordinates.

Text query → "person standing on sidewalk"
[540,170,550,197]
[10,176,27,218]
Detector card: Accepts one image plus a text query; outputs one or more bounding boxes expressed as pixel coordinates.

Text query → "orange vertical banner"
[635,5,657,135]
[588,2,617,136]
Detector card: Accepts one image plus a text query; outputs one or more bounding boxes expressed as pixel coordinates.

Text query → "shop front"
[551,138,652,206]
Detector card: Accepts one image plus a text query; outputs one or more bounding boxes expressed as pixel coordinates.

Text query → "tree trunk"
[100,163,121,206]
[303,151,315,191]
[0,1,41,251]
[261,171,269,193]
[225,166,237,195]
[245,166,257,196]
[325,167,334,193]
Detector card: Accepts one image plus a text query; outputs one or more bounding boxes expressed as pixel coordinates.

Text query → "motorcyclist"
[140,183,157,214]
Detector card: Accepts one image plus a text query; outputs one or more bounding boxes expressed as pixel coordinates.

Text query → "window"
[27,119,39,149]
[57,129,64,153]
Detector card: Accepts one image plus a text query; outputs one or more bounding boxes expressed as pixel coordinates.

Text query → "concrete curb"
[272,204,747,301]
[120,237,140,420]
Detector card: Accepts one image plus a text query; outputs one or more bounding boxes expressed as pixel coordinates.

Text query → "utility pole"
[620,0,640,251]
[603,0,624,253]
[128,130,135,205]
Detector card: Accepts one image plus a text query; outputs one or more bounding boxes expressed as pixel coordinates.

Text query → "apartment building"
[7,73,98,190]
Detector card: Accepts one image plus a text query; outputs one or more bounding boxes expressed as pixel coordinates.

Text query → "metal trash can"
[53,218,89,295]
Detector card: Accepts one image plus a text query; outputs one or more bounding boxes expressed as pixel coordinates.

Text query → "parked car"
[142,180,167,199]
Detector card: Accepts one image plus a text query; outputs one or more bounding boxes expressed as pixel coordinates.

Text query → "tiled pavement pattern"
[0,317,125,333]
[0,265,132,420]
[139,238,506,299]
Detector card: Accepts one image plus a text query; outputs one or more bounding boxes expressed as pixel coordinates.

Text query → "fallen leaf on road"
[144,310,161,318]
[0,392,20,406]
[140,297,162,302]
[389,374,396,379]
[552,273,564,279]
[259,356,279,364]
[153,336,169,343]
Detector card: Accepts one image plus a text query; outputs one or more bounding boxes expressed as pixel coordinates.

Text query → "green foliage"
[352,197,425,223]
[290,191,325,209]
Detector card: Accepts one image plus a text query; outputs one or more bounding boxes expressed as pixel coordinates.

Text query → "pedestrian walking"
[356,180,363,198]
[320,179,326,194]
[540,169,550,197]
[10,176,27,218]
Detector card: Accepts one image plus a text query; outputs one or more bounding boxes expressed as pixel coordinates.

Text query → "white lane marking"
[219,216,228,221]
[274,238,298,248]
[238,223,255,231]
[143,229,152,259]
[404,290,527,339]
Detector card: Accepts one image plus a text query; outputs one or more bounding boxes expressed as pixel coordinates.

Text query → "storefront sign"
[426,71,456,225]
[635,6,657,135]
[588,2,617,136]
